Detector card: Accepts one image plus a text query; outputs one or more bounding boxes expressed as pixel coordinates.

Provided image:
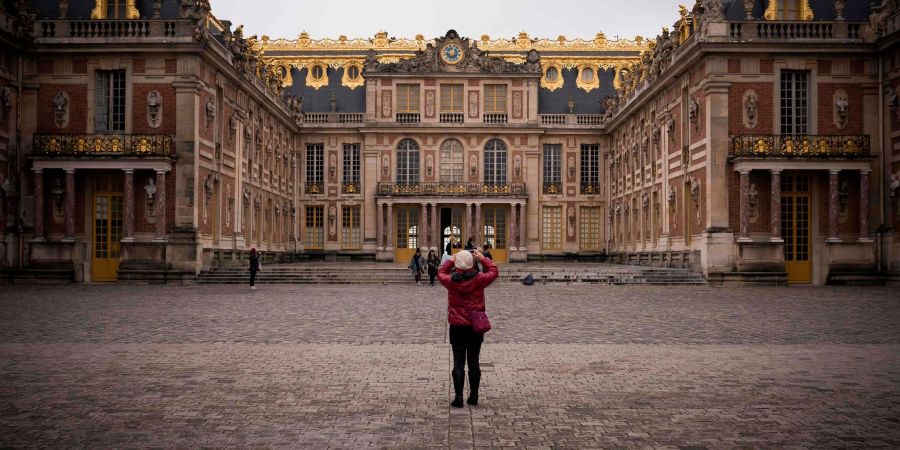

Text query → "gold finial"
[338,35,347,43]
[415,34,424,41]
[262,35,270,43]
[557,35,566,44]
[481,34,490,42]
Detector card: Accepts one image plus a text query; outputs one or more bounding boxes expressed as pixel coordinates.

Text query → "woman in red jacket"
[437,249,499,407]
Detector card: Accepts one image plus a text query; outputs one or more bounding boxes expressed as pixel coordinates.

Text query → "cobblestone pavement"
[1,283,899,448]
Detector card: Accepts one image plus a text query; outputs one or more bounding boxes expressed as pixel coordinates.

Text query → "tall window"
[780,71,808,135]
[96,70,125,133]
[397,84,420,112]
[342,143,360,194]
[305,205,324,249]
[542,144,562,194]
[580,144,601,194]
[542,206,562,250]
[483,139,507,185]
[580,206,602,250]
[305,143,324,194]
[396,138,420,184]
[440,84,464,112]
[341,206,361,249]
[484,85,507,113]
[439,139,464,182]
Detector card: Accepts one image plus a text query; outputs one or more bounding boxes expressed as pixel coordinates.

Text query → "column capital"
[738,169,751,175]
[123,168,135,174]
[32,168,43,174]
[859,169,871,175]
[829,169,841,175]
[155,168,170,174]
[64,168,75,174]
[770,169,782,175]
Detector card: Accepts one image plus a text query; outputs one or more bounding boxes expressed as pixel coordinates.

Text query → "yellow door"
[92,193,123,281]
[782,174,811,283]
[483,205,508,263]
[395,205,420,265]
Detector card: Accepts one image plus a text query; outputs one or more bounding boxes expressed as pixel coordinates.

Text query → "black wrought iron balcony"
[376,182,526,197]
[730,134,870,159]
[543,182,562,195]
[305,182,325,195]
[32,134,174,157]
[580,182,602,195]
[342,181,361,194]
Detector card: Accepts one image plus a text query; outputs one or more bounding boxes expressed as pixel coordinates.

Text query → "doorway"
[440,206,465,256]
[395,205,420,265]
[92,175,123,281]
[483,205,508,263]
[781,173,811,283]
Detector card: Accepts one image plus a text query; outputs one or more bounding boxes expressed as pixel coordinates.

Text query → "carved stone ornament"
[364,30,541,75]
[381,91,392,118]
[144,177,157,222]
[512,91,523,119]
[53,91,68,128]
[381,154,390,178]
[743,90,758,129]
[567,155,576,179]
[688,96,700,131]
[888,86,898,120]
[667,185,676,205]
[468,91,479,118]
[834,0,845,20]
[424,90,436,118]
[202,174,214,222]
[833,90,849,130]
[742,0,754,19]
[642,192,650,208]
[749,181,759,222]
[243,188,251,207]
[425,154,434,177]
[690,177,701,204]
[513,154,522,179]
[205,99,216,126]
[58,0,69,18]
[469,154,478,178]
[328,205,337,236]
[567,207,576,238]
[228,114,238,140]
[0,86,11,124]
[147,90,162,129]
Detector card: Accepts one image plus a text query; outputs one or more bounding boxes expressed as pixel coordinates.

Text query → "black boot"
[451,369,465,408]
[467,369,480,406]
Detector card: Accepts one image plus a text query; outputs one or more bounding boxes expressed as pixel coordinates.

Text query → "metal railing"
[439,113,465,124]
[305,182,324,195]
[580,182,602,195]
[542,182,562,194]
[341,182,361,194]
[376,182,526,197]
[730,134,870,158]
[33,134,174,157]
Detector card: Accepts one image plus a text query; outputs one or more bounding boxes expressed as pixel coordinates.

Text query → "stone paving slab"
[1,284,899,448]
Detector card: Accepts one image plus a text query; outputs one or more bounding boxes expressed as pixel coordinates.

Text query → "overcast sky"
[210,0,687,42]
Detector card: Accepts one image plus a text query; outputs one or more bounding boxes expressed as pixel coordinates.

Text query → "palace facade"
[0,0,899,284]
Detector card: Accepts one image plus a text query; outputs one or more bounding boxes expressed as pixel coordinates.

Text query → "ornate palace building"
[0,0,899,284]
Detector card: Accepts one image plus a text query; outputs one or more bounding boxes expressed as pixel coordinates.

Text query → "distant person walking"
[427,248,440,286]
[409,248,426,286]
[249,248,261,290]
[438,249,499,408]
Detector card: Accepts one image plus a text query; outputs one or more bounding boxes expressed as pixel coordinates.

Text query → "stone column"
[420,203,428,248]
[431,203,439,250]
[827,169,841,243]
[770,169,782,242]
[376,201,383,250]
[154,169,167,241]
[386,202,394,250]
[738,169,751,242]
[63,169,75,242]
[33,169,45,241]
[510,203,518,250]
[859,169,871,242]
[465,203,473,244]
[474,203,482,246]
[519,202,526,249]
[123,169,135,242]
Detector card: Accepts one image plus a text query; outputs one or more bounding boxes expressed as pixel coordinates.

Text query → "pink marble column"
[510,203,518,250]
[376,202,383,250]
[63,169,75,241]
[474,203,482,246]
[420,203,428,248]
[123,169,134,242]
[33,169,45,241]
[827,169,840,243]
[385,203,393,250]
[770,169,782,242]
[464,203,473,244]
[738,169,751,242]
[431,203,439,250]
[859,170,870,241]
[518,202,526,249]
[154,170,167,241]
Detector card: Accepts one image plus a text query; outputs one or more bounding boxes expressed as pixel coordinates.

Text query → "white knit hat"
[454,250,474,271]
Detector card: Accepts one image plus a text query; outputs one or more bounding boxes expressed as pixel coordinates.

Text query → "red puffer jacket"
[437,257,499,326]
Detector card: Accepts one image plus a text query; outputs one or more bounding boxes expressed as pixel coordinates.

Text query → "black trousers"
[449,325,483,373]
[249,268,257,287]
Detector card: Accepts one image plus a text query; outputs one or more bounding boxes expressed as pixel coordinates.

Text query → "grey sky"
[210,0,687,42]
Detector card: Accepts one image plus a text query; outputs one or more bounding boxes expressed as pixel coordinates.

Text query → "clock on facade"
[440,43,464,65]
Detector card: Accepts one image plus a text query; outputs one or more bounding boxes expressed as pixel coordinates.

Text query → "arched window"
[396,138,420,184]
[439,139,464,182]
[483,138,507,185]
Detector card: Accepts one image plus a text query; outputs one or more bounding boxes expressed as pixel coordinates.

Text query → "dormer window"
[764,0,814,21]
[90,0,140,20]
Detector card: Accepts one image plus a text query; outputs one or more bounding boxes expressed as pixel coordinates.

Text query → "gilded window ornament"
[764,0,814,20]
[90,0,140,19]
[341,62,364,90]
[541,64,563,91]
[305,63,329,90]
[576,64,600,92]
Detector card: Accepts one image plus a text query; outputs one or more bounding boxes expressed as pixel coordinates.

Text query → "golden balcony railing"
[33,134,174,157]
[376,182,526,197]
[730,134,870,159]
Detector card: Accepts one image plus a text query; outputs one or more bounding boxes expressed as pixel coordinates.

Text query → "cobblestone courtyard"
[1,283,899,448]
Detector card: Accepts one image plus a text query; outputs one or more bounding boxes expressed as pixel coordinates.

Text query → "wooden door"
[395,205,421,265]
[92,192,123,281]
[782,174,811,283]
[483,205,508,263]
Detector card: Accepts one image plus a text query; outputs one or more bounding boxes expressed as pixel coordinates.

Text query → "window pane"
[580,206,601,250]
[542,206,562,250]
[440,139,464,182]
[398,84,420,112]
[484,139,507,184]
[305,206,324,249]
[397,138,420,184]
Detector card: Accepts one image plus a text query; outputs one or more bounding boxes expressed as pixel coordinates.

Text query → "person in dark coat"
[437,249,499,408]
[427,248,440,286]
[481,244,493,272]
[249,248,261,289]
[409,248,426,286]
[464,237,475,251]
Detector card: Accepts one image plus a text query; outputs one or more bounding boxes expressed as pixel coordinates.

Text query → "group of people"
[408,237,494,286]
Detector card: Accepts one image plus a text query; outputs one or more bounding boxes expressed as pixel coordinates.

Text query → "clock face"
[440,43,464,65]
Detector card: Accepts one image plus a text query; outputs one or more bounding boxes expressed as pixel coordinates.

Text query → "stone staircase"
[196,263,707,285]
